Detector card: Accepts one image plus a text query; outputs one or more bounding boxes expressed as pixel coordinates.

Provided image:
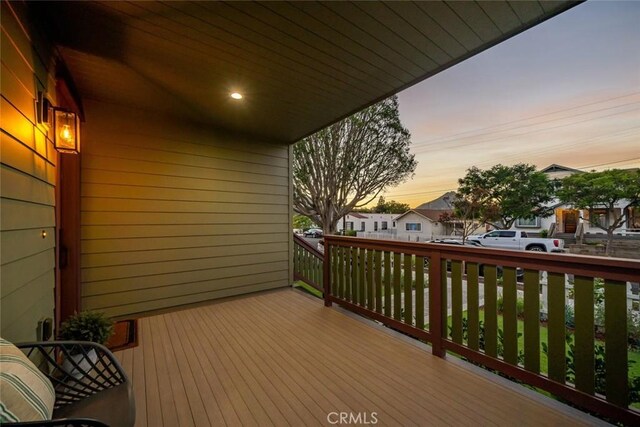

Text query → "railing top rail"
[293,234,324,259]
[323,235,640,282]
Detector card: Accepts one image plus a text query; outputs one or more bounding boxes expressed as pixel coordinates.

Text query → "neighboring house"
[336,193,461,240]
[510,164,639,235]
[336,212,397,233]
[393,209,449,241]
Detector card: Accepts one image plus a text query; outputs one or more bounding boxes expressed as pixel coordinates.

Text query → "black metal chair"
[11,342,135,427]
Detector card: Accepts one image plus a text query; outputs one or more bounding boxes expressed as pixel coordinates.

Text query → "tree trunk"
[605,229,614,256]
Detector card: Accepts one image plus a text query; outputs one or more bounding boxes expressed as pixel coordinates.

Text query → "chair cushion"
[0,338,55,422]
[53,383,135,427]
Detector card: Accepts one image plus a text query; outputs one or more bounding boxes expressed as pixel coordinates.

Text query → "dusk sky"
[382,0,640,208]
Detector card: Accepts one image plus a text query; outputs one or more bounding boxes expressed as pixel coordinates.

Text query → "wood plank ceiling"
[39,1,581,143]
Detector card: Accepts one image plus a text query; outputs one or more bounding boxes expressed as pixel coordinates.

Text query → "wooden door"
[563,210,578,234]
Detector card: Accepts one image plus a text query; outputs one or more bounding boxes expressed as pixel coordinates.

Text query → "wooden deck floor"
[115,288,602,426]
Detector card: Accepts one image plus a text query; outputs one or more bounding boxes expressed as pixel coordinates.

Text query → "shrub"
[345,230,357,237]
[59,311,114,345]
[564,305,575,328]
[539,229,549,238]
[629,310,640,350]
[543,334,640,405]
[516,298,525,318]
[454,318,524,365]
[495,296,525,318]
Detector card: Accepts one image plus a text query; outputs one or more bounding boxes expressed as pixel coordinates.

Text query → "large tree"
[293,96,416,234]
[557,169,640,255]
[292,214,313,231]
[457,164,554,229]
[438,191,490,243]
[373,196,411,214]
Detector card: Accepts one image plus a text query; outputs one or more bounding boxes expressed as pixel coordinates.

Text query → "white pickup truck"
[468,230,564,252]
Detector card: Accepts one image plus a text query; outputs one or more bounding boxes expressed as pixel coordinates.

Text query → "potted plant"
[58,311,114,378]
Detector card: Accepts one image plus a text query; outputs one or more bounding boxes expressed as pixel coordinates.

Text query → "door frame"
[54,78,83,329]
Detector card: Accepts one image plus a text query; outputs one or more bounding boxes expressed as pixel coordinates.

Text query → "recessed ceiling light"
[230,92,243,100]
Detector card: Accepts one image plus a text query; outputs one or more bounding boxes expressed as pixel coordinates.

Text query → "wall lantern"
[37,92,81,154]
[53,108,80,154]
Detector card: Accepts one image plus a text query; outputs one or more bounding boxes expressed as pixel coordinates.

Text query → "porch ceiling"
[40,1,580,143]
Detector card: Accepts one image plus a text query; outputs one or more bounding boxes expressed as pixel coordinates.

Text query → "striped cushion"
[0,338,55,422]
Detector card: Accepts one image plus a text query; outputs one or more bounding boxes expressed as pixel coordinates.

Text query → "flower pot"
[62,348,98,379]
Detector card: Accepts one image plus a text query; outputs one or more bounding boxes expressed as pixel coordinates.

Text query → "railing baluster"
[451,260,463,344]
[367,249,374,310]
[331,245,338,298]
[374,250,383,313]
[384,251,391,317]
[324,244,331,306]
[429,253,445,357]
[547,272,566,383]
[441,258,448,340]
[484,265,498,358]
[293,236,324,292]
[393,252,402,321]
[605,279,628,407]
[574,275,595,395]
[503,267,519,364]
[524,269,541,373]
[352,247,359,304]
[415,256,425,330]
[404,254,413,325]
[467,262,479,351]
[336,246,344,298]
[358,248,366,306]
[344,246,351,301]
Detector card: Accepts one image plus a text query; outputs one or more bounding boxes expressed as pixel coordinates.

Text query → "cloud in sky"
[384,1,640,207]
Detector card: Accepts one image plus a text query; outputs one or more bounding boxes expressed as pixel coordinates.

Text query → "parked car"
[467,230,564,252]
[428,239,524,280]
[429,239,484,247]
[304,228,323,238]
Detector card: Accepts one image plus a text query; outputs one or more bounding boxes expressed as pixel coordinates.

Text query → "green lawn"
[293,280,323,299]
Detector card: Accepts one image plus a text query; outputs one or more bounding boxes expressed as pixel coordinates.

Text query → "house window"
[360,221,365,231]
[515,217,540,228]
[628,207,640,230]
[590,209,609,228]
[381,221,388,230]
[406,223,421,231]
[374,221,378,231]
[346,221,354,231]
[392,221,396,227]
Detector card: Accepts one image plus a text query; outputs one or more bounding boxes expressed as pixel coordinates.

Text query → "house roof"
[395,209,450,223]
[540,164,583,174]
[36,1,580,143]
[348,212,368,219]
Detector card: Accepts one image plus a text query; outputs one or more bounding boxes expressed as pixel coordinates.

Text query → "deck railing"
[293,234,323,293]
[322,235,640,424]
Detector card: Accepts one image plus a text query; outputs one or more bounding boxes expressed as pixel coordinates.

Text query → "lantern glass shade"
[53,109,80,154]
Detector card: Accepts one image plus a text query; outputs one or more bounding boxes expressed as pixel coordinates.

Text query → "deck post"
[429,251,445,358]
[323,242,332,307]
